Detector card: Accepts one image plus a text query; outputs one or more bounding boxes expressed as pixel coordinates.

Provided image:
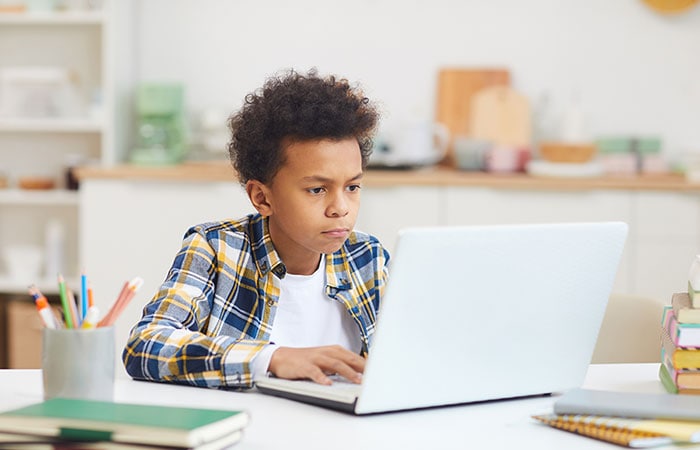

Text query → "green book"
[0,398,248,449]
[659,363,679,395]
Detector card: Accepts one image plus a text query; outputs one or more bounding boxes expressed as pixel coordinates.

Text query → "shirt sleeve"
[250,344,279,380]
[121,228,266,389]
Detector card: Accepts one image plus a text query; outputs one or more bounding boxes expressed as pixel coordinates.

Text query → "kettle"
[370,121,450,168]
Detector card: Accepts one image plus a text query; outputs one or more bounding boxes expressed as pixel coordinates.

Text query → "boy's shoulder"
[338,230,389,271]
[343,229,387,255]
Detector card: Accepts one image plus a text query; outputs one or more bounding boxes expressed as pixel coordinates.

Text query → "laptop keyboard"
[294,375,362,395]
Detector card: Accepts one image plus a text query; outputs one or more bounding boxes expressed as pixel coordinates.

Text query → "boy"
[122,70,389,390]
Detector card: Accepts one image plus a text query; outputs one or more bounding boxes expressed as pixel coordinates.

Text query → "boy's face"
[251,137,363,275]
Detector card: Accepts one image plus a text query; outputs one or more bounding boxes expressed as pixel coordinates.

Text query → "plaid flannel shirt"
[122,213,389,389]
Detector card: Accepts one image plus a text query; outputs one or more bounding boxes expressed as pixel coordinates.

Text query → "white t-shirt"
[251,256,361,379]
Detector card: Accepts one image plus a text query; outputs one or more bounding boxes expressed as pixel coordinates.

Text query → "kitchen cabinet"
[356,186,443,249]
[4,296,46,369]
[0,3,119,296]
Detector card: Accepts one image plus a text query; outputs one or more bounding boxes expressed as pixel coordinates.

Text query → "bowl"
[18,176,56,190]
[539,142,596,163]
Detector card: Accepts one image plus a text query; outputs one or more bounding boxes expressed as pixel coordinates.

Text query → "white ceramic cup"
[2,245,43,282]
[389,121,450,166]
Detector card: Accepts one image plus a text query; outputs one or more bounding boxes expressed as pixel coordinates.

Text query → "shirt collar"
[249,213,353,288]
[324,247,353,291]
[250,214,286,278]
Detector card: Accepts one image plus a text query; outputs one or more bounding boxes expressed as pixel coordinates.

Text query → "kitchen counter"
[75,161,700,191]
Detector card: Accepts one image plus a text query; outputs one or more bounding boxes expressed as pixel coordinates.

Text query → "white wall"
[132,0,700,160]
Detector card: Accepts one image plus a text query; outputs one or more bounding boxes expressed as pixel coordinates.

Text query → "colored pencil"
[99,277,143,327]
[67,287,81,328]
[57,274,74,329]
[87,282,95,308]
[80,271,88,321]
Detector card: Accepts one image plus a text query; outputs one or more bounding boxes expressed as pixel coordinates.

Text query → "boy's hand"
[268,345,365,386]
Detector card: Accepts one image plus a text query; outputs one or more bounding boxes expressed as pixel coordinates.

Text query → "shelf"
[0,189,79,206]
[0,11,104,25]
[0,117,103,133]
[0,276,79,296]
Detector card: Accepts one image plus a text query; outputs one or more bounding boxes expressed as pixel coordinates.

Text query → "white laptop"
[255,222,628,415]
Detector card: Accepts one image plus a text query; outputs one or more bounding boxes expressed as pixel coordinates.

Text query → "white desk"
[0,364,670,450]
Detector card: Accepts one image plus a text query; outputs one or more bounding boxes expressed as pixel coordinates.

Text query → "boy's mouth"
[322,228,350,238]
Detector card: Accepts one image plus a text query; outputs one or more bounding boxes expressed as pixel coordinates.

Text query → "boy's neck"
[282,253,322,276]
[265,217,324,275]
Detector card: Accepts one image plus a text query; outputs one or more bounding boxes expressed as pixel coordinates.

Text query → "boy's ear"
[246,180,272,216]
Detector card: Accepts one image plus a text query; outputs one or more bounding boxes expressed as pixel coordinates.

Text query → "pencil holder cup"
[42,326,115,401]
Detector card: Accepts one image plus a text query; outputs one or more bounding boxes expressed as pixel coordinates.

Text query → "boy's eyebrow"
[302,172,364,183]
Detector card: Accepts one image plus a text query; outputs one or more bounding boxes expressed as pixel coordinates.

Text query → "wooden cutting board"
[435,68,510,165]
[469,85,531,148]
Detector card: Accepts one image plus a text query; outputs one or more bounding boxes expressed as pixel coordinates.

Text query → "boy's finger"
[307,366,333,386]
[319,358,362,384]
[325,346,366,372]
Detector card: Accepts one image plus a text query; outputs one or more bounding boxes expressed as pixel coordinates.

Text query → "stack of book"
[0,398,249,449]
[659,289,700,395]
[534,388,700,448]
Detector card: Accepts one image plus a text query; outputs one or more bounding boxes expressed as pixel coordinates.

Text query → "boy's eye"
[347,184,361,192]
[307,187,325,194]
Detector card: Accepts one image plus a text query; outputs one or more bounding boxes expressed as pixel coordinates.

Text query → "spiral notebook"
[256,222,628,414]
[533,412,700,448]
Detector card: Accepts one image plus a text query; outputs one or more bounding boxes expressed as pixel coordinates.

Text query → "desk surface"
[0,364,670,450]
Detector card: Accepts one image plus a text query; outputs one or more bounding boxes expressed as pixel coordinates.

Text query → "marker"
[81,306,100,329]
[35,296,57,329]
[28,285,57,329]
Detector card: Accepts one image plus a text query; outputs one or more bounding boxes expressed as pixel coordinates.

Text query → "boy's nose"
[327,192,349,217]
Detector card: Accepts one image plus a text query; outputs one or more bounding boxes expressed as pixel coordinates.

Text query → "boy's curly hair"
[228,69,379,185]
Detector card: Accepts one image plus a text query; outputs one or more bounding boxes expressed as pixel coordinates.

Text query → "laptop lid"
[255,222,628,414]
[353,221,628,414]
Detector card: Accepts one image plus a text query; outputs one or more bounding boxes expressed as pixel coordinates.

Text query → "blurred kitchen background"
[1,0,700,369]
[136,0,700,171]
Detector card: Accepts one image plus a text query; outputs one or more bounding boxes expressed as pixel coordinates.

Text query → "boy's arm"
[121,229,265,389]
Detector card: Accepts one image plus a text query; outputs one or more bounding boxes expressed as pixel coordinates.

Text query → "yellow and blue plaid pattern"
[122,213,389,389]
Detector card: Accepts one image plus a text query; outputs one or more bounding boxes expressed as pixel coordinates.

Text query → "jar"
[690,254,700,292]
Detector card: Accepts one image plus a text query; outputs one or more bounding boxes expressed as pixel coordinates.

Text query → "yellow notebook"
[533,413,700,448]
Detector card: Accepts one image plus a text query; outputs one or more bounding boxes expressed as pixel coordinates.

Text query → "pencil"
[99,280,129,327]
[87,282,94,308]
[57,274,74,329]
[67,287,81,328]
[80,271,88,321]
[112,277,143,322]
[99,277,143,327]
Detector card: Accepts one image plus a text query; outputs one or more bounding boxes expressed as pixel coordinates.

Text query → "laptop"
[255,222,628,415]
